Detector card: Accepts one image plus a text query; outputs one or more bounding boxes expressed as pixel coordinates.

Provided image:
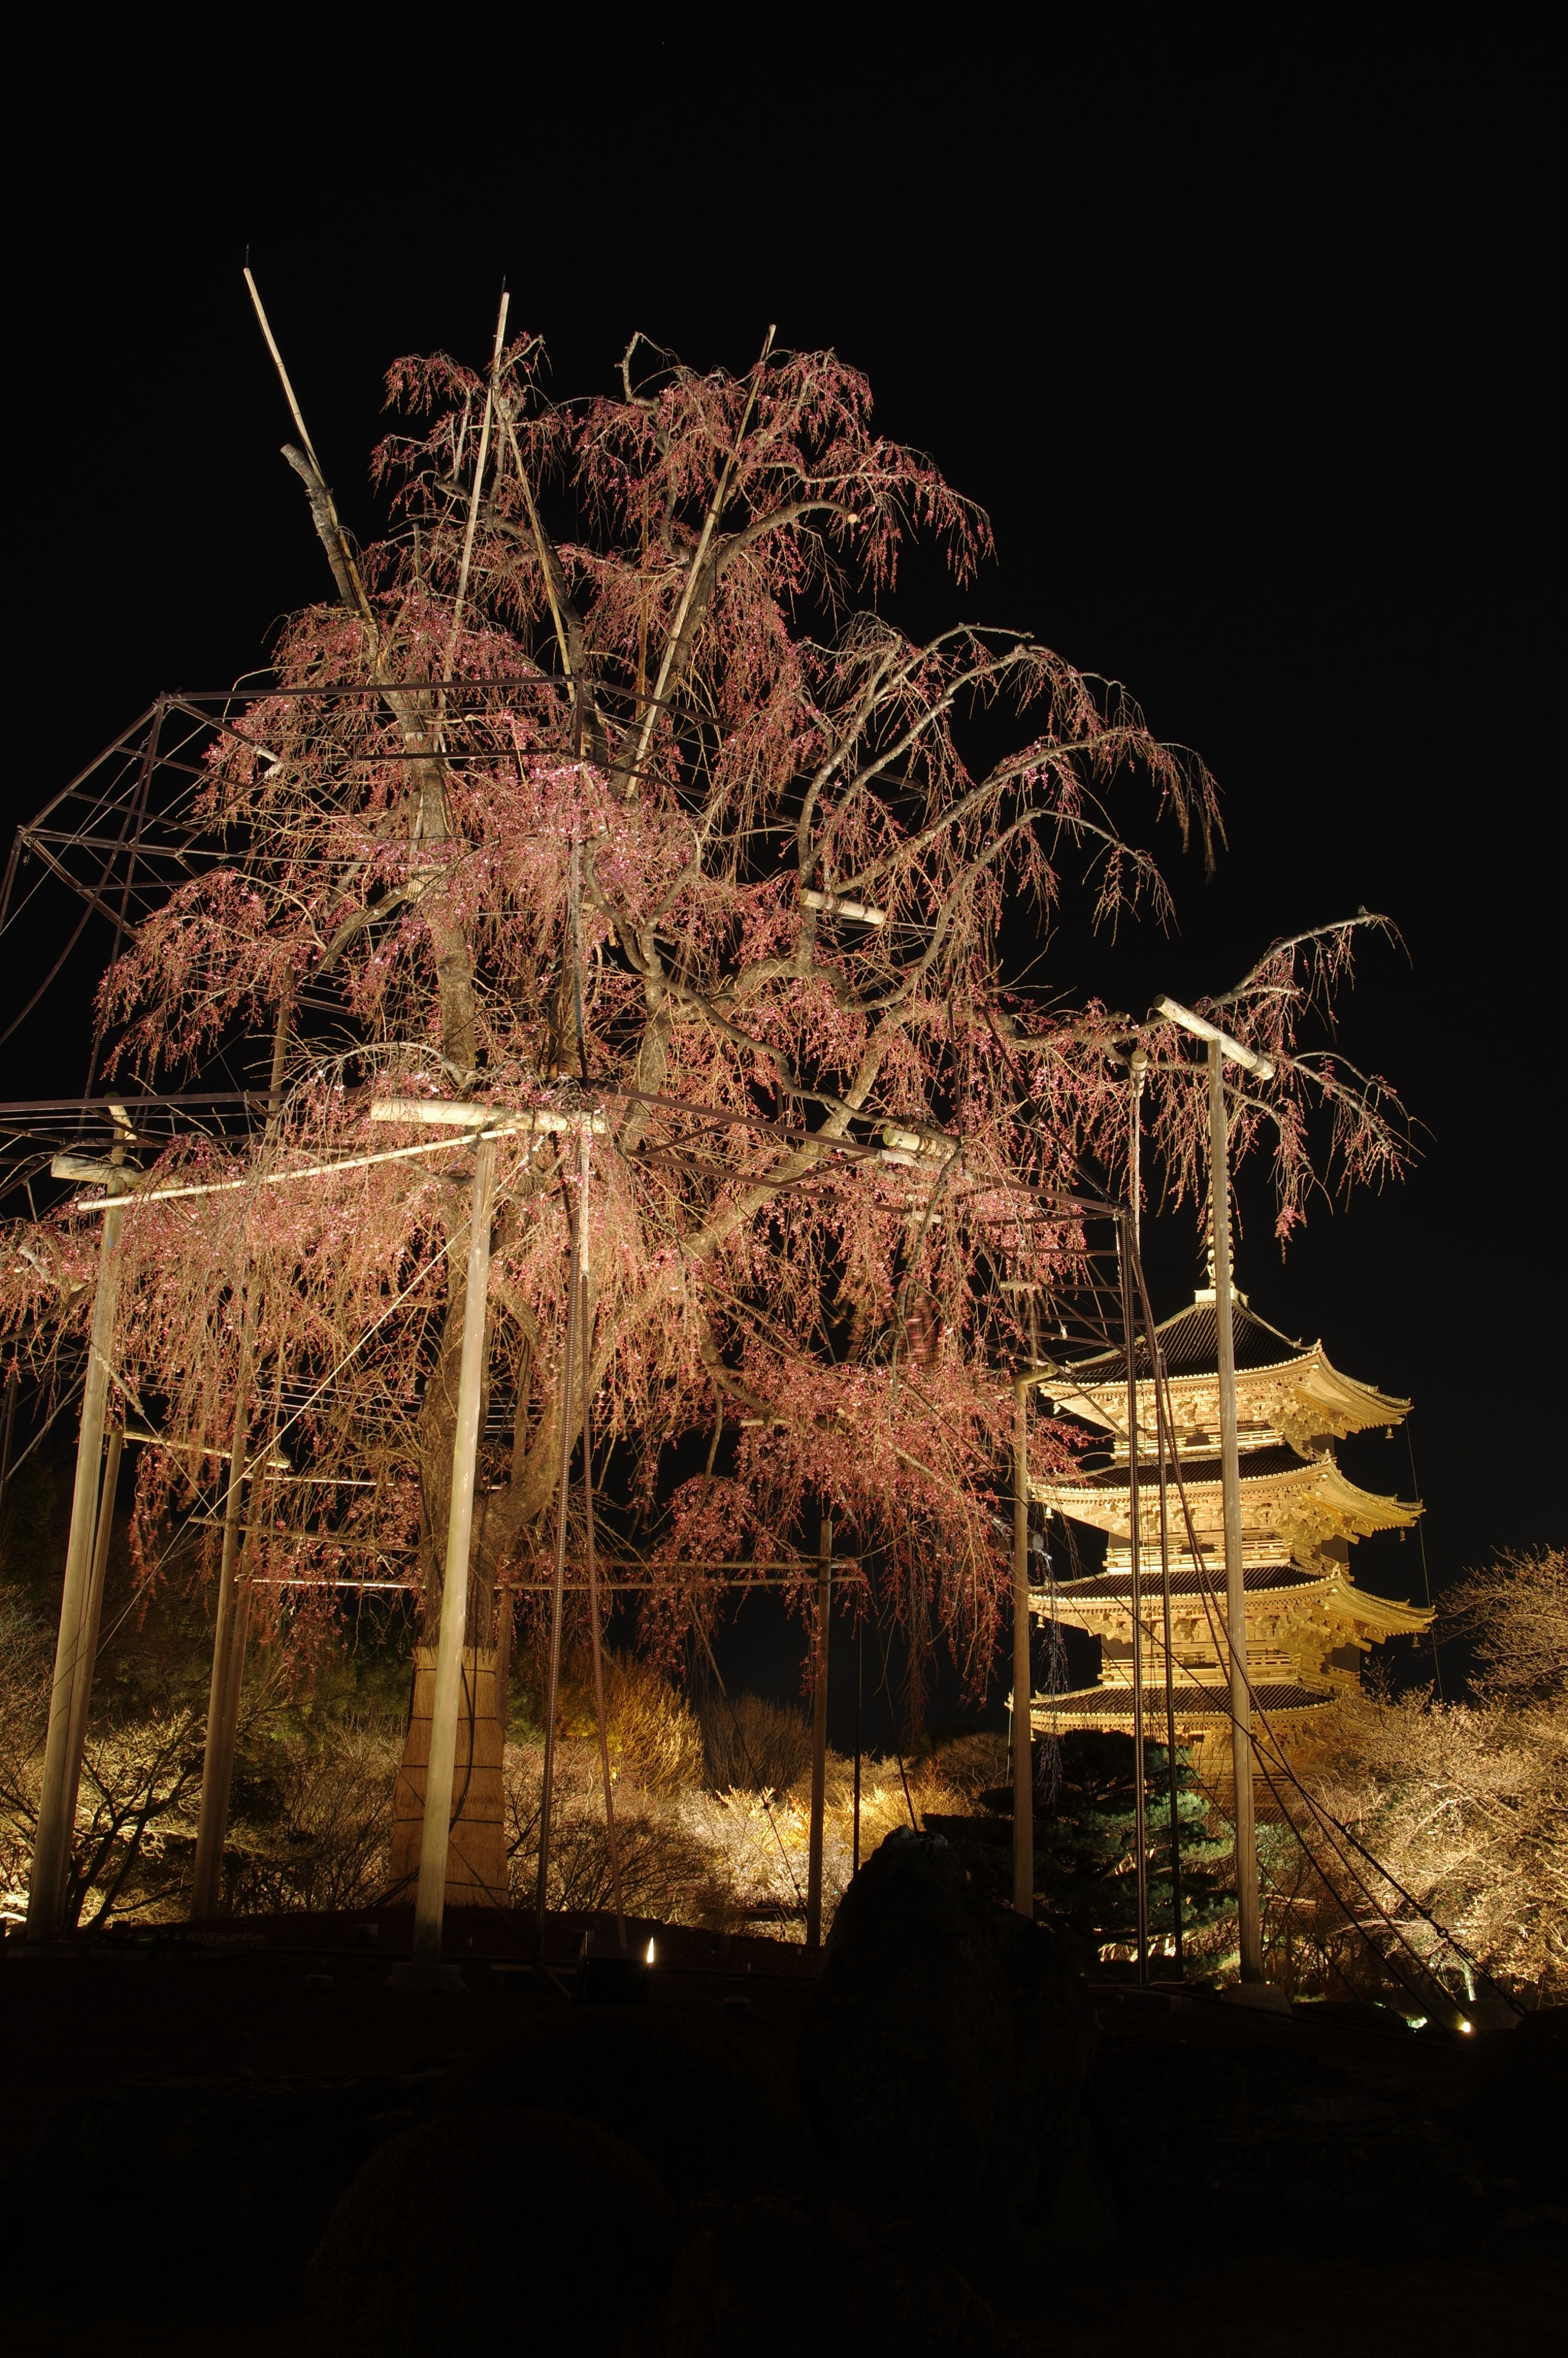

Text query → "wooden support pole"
[54,1422,122,1925]
[852,1612,863,1879]
[1129,1216,1189,1977]
[28,1200,124,1939]
[0,1362,19,1539]
[191,1289,254,1920]
[806,1514,831,1952]
[1012,1381,1033,1917]
[1129,1047,1147,1250]
[207,1559,254,1893]
[1120,1216,1148,1983]
[404,1135,497,1978]
[1210,1039,1262,1981]
[577,1115,626,1953]
[1154,1344,1184,1973]
[535,1170,583,1956]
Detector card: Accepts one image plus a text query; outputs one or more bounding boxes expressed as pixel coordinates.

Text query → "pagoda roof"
[1319,1576,1433,1638]
[1036,1294,1410,1446]
[1040,1559,1432,1635]
[1047,1562,1326,1605]
[1060,1440,1308,1490]
[1027,1679,1333,1724]
[1034,1444,1421,1550]
[1046,1292,1307,1383]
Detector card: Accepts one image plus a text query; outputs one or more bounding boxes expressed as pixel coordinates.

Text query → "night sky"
[7,26,1554,1731]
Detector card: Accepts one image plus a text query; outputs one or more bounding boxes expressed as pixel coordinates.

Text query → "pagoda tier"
[1037,1292,1411,1459]
[1035,1556,1432,1704]
[1022,1284,1432,1772]
[1034,1442,1420,1563]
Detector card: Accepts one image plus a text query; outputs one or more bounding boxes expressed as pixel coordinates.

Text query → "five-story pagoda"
[1030,1266,1432,1778]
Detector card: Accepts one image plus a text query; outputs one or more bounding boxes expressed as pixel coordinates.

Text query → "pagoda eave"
[1025,1680,1335,1728]
[1034,1455,1421,1545]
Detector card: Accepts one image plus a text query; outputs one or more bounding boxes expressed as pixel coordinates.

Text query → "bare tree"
[1290,1547,1567,2009]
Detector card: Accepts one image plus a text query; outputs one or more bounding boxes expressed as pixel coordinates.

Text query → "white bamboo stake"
[394,1135,497,1986]
[28,1200,125,1938]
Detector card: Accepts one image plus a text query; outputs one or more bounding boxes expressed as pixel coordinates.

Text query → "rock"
[1465,2007,1568,2207]
[1089,2034,1491,2247]
[305,2105,674,2356]
[438,2008,818,2204]
[664,2195,1022,2358]
[0,2071,430,2299]
[796,1827,1106,2280]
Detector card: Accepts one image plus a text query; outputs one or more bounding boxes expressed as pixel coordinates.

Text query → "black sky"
[5,22,1557,1709]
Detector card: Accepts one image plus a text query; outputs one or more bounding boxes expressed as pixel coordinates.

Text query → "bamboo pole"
[806,1514,832,1951]
[28,1198,125,1938]
[1210,1037,1262,1981]
[1012,1381,1033,1917]
[398,1135,497,1981]
[191,1285,254,1919]
[54,1422,122,1925]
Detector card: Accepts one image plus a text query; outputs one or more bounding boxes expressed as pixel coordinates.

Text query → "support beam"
[1152,1343,1184,1974]
[1129,1047,1148,1249]
[1210,1038,1262,1981]
[397,1135,497,1985]
[28,1200,125,1939]
[206,1559,254,1900]
[55,1423,122,1926]
[191,1291,253,1921]
[1119,1217,1148,1983]
[579,1128,626,1952]
[1012,1381,1033,1916]
[0,1363,19,1535]
[806,1514,832,1951]
[534,1171,583,1957]
[852,1614,863,1879]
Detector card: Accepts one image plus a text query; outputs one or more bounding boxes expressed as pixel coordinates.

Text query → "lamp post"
[1152,994,1273,1984]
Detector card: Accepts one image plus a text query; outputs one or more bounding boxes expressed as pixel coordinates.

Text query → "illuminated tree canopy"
[1,318,1410,1693]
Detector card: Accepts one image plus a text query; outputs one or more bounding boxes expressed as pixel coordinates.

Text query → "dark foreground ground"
[2,1903,1561,2355]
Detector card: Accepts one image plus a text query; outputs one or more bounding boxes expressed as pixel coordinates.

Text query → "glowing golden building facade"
[1030,1288,1432,1771]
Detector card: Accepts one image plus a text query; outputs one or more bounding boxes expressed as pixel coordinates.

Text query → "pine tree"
[1031,1731,1230,1961]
